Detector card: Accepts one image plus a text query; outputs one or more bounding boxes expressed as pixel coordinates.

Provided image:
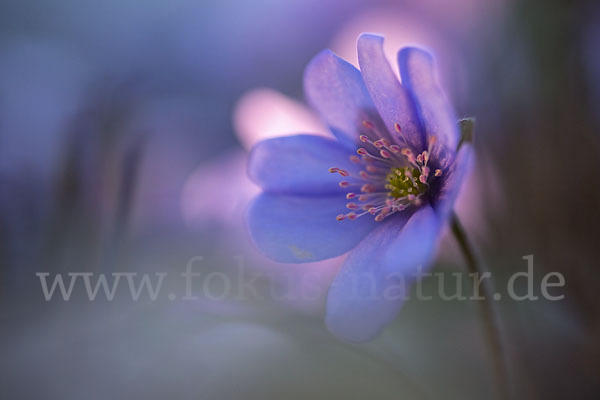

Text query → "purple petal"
[398,47,458,167]
[247,193,378,263]
[326,206,442,342]
[434,143,474,220]
[357,34,425,151]
[304,49,387,149]
[248,135,362,195]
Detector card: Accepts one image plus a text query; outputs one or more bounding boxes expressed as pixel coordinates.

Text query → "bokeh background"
[1,0,599,398]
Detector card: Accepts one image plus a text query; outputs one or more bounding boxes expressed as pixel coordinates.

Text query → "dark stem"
[450,213,510,400]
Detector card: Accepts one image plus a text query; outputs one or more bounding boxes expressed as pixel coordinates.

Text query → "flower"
[233,88,328,149]
[247,34,473,342]
[181,91,341,314]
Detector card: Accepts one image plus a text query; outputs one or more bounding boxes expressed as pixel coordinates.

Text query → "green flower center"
[330,127,443,222]
[385,167,428,199]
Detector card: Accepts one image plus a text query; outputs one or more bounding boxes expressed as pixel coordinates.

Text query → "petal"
[233,88,329,150]
[247,135,363,195]
[398,47,458,166]
[326,206,442,342]
[357,34,425,151]
[434,143,475,220]
[304,49,387,149]
[247,193,378,263]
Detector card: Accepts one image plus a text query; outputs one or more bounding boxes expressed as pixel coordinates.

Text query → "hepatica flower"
[246,34,473,342]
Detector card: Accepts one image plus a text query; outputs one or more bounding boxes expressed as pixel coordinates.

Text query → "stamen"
[373,138,390,148]
[360,184,377,193]
[401,148,416,164]
[357,147,395,163]
[335,133,445,222]
[329,167,349,177]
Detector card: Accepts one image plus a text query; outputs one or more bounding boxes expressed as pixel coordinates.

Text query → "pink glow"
[233,88,328,150]
[330,9,469,102]
[410,0,508,35]
[181,149,259,227]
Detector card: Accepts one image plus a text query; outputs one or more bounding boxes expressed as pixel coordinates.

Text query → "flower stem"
[450,213,510,400]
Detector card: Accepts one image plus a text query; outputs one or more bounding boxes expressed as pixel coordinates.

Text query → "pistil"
[330,123,443,222]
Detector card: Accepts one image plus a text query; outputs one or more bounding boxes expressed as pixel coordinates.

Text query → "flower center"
[385,166,427,199]
[330,121,442,222]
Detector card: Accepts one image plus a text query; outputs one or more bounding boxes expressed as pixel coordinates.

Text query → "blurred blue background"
[1,0,599,398]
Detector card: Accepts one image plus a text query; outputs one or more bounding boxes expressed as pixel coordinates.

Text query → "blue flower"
[246,34,473,342]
